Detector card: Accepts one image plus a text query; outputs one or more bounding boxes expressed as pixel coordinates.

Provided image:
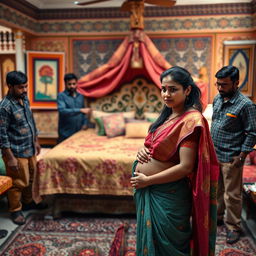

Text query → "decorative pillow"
[144,112,159,120]
[94,117,106,136]
[125,118,147,123]
[125,122,151,138]
[102,113,126,138]
[92,111,135,135]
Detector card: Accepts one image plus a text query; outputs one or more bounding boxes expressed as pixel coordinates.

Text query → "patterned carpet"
[0,214,255,256]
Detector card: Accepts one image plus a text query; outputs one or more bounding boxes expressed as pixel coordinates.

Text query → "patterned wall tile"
[152,36,212,79]
[0,4,38,33]
[34,16,253,34]
[0,3,254,34]
[72,38,123,78]
[30,38,67,52]
[144,16,253,33]
[29,38,69,71]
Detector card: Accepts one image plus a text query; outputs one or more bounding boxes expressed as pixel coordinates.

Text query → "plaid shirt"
[211,91,256,163]
[0,94,38,158]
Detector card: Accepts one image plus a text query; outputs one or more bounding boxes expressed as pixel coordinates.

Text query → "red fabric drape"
[77,29,208,109]
[77,36,133,97]
[77,30,171,98]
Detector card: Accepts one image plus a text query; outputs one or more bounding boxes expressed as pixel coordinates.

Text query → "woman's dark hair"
[149,66,202,132]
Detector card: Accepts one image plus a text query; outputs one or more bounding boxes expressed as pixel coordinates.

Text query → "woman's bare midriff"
[135,158,175,176]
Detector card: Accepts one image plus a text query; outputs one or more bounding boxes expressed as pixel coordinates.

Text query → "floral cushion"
[102,113,126,138]
[92,111,135,136]
[0,176,12,195]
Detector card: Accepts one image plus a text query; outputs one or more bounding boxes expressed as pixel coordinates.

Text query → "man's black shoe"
[226,230,240,244]
[22,201,48,211]
[11,211,26,225]
[0,229,8,239]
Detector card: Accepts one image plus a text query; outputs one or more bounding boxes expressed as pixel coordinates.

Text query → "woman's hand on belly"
[131,171,150,189]
[137,146,151,163]
[131,158,175,189]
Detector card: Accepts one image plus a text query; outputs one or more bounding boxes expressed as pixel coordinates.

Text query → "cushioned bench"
[0,176,12,195]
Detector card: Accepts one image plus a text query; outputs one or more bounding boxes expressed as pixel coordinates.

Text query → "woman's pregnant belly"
[135,158,175,176]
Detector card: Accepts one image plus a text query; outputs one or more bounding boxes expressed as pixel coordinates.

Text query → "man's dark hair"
[6,71,27,86]
[215,66,239,83]
[64,73,78,83]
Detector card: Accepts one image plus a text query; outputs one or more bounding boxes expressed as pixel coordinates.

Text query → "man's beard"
[20,93,27,99]
[219,91,235,99]
[14,93,27,99]
[68,88,76,94]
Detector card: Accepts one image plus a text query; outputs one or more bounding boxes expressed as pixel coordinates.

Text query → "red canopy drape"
[77,30,170,97]
[77,29,208,109]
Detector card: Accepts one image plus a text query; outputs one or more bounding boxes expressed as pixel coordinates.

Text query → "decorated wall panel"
[0,3,254,35]
[152,36,212,80]
[29,37,69,71]
[72,38,123,78]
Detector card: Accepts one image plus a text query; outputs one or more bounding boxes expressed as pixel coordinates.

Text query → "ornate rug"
[0,214,255,256]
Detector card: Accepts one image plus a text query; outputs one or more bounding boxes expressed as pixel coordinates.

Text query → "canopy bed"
[32,9,209,215]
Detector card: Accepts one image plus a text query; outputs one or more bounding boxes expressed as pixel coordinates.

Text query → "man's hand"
[231,155,244,168]
[81,125,88,130]
[7,157,18,171]
[35,140,41,156]
[80,108,91,115]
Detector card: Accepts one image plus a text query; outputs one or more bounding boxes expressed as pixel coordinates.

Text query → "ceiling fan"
[76,0,176,29]
[75,0,177,9]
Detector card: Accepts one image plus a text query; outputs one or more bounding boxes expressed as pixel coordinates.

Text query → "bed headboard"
[89,77,163,119]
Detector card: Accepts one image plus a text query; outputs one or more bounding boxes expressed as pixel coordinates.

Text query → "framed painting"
[26,51,65,108]
[224,41,256,98]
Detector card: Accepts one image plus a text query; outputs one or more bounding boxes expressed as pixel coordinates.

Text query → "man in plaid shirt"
[211,66,256,244]
[0,71,46,225]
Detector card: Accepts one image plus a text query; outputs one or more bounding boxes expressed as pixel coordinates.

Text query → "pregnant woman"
[131,66,219,256]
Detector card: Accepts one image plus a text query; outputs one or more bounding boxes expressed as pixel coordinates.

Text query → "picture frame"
[26,51,65,108]
[223,41,256,98]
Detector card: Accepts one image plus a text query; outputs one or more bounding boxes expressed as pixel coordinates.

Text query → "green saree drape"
[133,161,192,256]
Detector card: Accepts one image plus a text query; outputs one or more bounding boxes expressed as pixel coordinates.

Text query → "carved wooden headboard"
[89,77,163,119]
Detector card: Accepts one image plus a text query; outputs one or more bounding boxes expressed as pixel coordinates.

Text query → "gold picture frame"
[224,42,255,98]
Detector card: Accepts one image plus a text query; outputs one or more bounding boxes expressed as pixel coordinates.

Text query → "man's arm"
[241,103,256,152]
[1,148,18,171]
[235,103,256,166]
[57,93,81,115]
[0,108,18,171]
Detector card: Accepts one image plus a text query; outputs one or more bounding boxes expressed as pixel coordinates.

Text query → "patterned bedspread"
[33,129,144,203]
